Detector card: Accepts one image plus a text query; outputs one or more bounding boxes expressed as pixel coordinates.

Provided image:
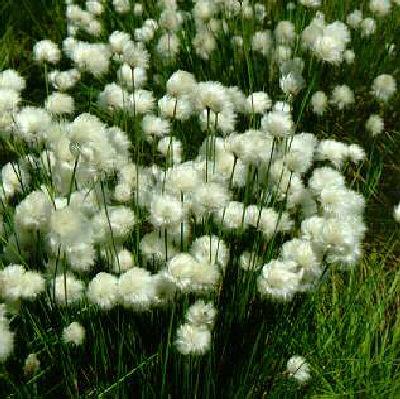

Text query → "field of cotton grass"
[0,0,400,397]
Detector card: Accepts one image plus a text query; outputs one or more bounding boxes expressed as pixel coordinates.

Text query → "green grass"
[1,0,400,398]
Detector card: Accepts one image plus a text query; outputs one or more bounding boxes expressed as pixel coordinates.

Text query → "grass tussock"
[0,0,400,398]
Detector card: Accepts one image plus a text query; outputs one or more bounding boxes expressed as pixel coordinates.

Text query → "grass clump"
[0,0,400,398]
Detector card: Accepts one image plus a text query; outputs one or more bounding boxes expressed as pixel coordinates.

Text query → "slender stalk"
[205,107,210,182]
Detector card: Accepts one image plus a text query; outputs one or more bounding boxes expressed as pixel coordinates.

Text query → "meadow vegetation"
[0,0,400,397]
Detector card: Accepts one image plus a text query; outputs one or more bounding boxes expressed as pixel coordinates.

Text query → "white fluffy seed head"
[140,231,177,265]
[279,72,305,96]
[14,190,52,232]
[65,240,95,273]
[117,64,147,89]
[159,8,182,31]
[86,1,104,15]
[216,201,246,230]
[158,136,182,164]
[365,114,384,136]
[283,132,316,174]
[258,260,302,301]
[394,203,400,223]
[122,41,149,69]
[166,253,220,292]
[157,33,180,58]
[344,49,355,64]
[54,273,85,306]
[175,323,211,355]
[308,166,346,197]
[194,81,229,113]
[226,86,247,112]
[361,18,376,37]
[33,40,61,64]
[193,0,217,21]
[346,10,363,28]
[165,253,197,290]
[0,88,20,113]
[252,31,273,56]
[158,94,193,120]
[98,83,128,110]
[48,207,86,250]
[166,70,197,97]
[300,0,320,7]
[192,182,230,218]
[347,144,366,163]
[45,92,75,115]
[0,265,45,302]
[369,0,391,17]
[48,69,81,91]
[142,115,170,141]
[316,139,349,168]
[371,74,396,102]
[286,355,311,384]
[118,267,157,310]
[313,35,344,64]
[23,353,40,376]
[164,162,200,195]
[63,322,85,345]
[0,320,14,361]
[330,85,354,109]
[87,272,119,309]
[113,248,134,273]
[190,235,229,270]
[92,206,135,243]
[247,92,272,114]
[113,0,130,14]
[1,162,30,200]
[72,42,111,76]
[186,300,216,329]
[130,89,155,114]
[15,107,52,144]
[261,109,293,138]
[275,21,296,45]
[281,238,320,275]
[109,31,131,53]
[150,194,185,228]
[0,69,26,91]
[193,30,216,60]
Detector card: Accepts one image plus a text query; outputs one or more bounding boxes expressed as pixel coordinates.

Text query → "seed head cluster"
[0,1,398,389]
